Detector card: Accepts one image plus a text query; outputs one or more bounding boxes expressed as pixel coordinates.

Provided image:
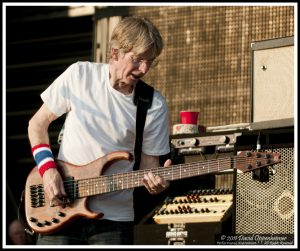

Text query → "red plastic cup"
[180,111,199,124]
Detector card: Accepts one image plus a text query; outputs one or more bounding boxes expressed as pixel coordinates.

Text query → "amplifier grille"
[235,147,294,234]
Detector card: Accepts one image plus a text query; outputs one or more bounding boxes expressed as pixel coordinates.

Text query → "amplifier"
[250,36,294,130]
[171,132,241,155]
[234,127,294,237]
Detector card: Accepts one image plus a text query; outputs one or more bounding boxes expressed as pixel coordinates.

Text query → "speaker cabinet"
[250,36,294,130]
[235,129,294,235]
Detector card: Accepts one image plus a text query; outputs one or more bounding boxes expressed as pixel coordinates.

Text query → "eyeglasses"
[129,55,158,68]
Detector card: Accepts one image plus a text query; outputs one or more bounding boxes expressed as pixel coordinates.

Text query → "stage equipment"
[134,132,239,245]
[153,189,233,224]
[250,36,294,130]
[235,127,294,239]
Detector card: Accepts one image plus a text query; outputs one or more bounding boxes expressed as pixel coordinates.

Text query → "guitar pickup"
[62,197,71,208]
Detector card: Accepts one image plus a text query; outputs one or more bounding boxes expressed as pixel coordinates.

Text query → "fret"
[90,179,93,196]
[167,169,172,180]
[93,179,97,195]
[112,175,115,192]
[90,178,94,195]
[179,165,182,179]
[163,169,172,180]
[102,177,106,193]
[113,173,124,192]
[118,175,121,191]
[86,180,90,196]
[131,171,133,189]
[127,172,134,190]
[94,179,98,195]
[114,174,120,191]
[156,168,159,178]
[120,174,124,190]
[134,172,139,187]
[182,166,186,178]
[172,166,175,180]
[207,161,209,173]
[78,180,86,197]
[109,176,113,193]
[102,175,112,193]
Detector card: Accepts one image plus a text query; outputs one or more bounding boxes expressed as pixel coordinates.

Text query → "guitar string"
[58,156,271,198]
[76,159,232,197]
[36,155,271,204]
[64,156,269,196]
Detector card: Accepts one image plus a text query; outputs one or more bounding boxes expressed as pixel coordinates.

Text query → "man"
[28,16,171,245]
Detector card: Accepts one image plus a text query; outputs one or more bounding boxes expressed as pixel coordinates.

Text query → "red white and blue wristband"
[32,144,57,177]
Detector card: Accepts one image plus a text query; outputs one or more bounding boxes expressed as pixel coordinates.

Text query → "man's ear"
[111,48,119,60]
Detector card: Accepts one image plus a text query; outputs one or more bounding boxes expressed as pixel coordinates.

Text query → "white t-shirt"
[41,61,170,221]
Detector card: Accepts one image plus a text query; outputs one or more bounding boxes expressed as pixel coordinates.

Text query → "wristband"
[32,144,57,177]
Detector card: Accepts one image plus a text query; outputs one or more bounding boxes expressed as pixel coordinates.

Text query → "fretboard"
[63,156,234,199]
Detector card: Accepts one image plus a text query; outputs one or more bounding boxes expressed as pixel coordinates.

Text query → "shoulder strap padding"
[133,80,154,170]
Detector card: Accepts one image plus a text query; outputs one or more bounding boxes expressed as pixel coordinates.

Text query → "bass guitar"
[24,150,280,234]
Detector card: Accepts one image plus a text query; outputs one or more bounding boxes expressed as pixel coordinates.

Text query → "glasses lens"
[129,55,159,68]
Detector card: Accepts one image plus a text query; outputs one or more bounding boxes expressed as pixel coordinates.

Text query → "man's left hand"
[142,159,172,194]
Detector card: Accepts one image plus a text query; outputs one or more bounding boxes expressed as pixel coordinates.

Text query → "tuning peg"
[255,153,261,158]
[264,153,271,158]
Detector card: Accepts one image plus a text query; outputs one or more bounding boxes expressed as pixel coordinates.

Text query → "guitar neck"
[70,157,233,198]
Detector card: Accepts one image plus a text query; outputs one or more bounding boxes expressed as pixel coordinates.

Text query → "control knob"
[219,136,230,144]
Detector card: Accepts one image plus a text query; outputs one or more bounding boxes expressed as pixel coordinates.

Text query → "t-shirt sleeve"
[40,63,78,116]
[142,91,170,156]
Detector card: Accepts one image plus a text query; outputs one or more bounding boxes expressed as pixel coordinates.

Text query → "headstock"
[235,151,281,173]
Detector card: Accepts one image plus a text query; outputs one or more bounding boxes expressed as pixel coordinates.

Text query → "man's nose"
[138,61,150,74]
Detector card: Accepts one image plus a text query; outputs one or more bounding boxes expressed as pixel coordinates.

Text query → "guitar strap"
[133,80,154,171]
[132,80,154,224]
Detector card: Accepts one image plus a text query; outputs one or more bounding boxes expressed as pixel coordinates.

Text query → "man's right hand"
[42,168,67,207]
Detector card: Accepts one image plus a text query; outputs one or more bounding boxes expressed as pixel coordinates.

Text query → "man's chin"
[128,78,139,85]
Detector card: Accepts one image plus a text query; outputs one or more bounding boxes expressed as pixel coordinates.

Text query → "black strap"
[133,80,154,171]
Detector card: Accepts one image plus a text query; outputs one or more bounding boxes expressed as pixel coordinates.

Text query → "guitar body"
[24,151,132,234]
